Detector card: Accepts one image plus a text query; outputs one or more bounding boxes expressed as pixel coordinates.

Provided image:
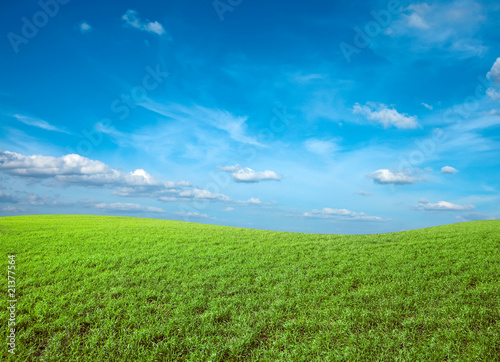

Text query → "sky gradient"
[1,0,499,233]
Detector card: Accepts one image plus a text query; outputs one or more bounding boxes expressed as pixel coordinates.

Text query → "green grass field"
[1,215,499,361]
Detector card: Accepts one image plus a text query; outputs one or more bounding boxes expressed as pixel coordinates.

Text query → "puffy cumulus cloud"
[233,168,281,183]
[121,10,166,36]
[487,57,500,83]
[0,150,237,206]
[303,208,383,221]
[353,102,419,129]
[486,58,500,100]
[79,21,92,34]
[414,199,475,211]
[0,151,174,188]
[368,169,420,185]
[441,166,458,174]
[456,212,496,222]
[486,88,500,100]
[218,164,281,183]
[94,202,165,213]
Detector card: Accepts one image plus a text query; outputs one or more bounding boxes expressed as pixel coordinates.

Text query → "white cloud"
[13,114,70,134]
[223,207,235,212]
[0,150,234,205]
[218,164,241,172]
[405,12,430,29]
[231,168,281,183]
[303,208,383,221]
[421,102,433,110]
[0,191,18,203]
[486,88,500,100]
[487,57,500,83]
[79,21,92,33]
[386,0,486,58]
[240,198,262,205]
[121,10,166,36]
[290,73,325,84]
[356,190,372,196]
[352,102,419,129]
[0,151,169,187]
[1,206,25,213]
[218,164,281,183]
[304,139,340,156]
[177,188,230,201]
[95,202,164,213]
[456,212,496,222]
[174,211,211,219]
[0,191,73,208]
[368,169,420,185]
[141,101,264,147]
[441,166,458,174]
[414,199,475,211]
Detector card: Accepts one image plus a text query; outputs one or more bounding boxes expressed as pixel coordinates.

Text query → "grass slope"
[0,215,499,361]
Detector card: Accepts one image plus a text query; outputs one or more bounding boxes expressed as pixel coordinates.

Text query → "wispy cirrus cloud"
[303,207,383,221]
[304,138,340,156]
[384,0,487,58]
[141,101,265,147]
[174,211,212,219]
[13,114,70,134]
[356,190,372,196]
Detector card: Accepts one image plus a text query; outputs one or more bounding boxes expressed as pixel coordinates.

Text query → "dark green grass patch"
[1,215,499,360]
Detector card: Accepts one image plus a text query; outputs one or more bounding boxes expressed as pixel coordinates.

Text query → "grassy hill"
[1,215,499,361]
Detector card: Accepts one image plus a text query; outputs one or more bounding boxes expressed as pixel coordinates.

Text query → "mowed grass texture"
[0,216,499,361]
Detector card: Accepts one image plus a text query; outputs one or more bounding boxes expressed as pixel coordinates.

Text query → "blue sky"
[0,0,499,233]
